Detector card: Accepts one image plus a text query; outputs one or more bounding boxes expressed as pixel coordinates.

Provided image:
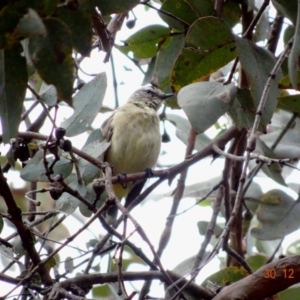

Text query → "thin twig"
[27,84,56,126]
[168,185,224,300]
[139,129,197,299]
[211,38,294,276]
[243,103,298,196]
[193,186,224,270]
[212,144,292,164]
[2,201,109,299]
[110,52,119,108]
[242,0,270,39]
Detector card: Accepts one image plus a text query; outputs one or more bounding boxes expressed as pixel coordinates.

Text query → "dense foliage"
[1,0,300,299]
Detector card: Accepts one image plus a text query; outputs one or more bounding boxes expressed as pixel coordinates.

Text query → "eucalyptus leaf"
[79,129,107,182]
[21,155,72,182]
[160,0,214,30]
[39,82,57,106]
[166,114,211,151]
[172,254,208,276]
[156,34,185,107]
[0,45,27,143]
[55,181,86,214]
[55,4,92,56]
[61,72,107,137]
[64,257,74,273]
[29,18,74,104]
[13,8,46,38]
[288,0,300,89]
[92,0,139,16]
[260,129,300,158]
[116,25,170,59]
[235,37,282,127]
[253,138,287,186]
[178,82,236,133]
[271,0,298,25]
[77,139,110,167]
[251,189,300,240]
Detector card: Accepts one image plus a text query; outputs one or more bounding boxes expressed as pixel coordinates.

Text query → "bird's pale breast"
[104,103,161,176]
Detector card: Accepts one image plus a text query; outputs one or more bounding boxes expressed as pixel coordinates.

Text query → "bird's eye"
[146,89,152,94]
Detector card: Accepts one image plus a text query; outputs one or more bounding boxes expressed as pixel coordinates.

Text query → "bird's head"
[128,86,173,111]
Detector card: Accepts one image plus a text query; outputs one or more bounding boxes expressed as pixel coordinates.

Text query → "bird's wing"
[101,113,114,143]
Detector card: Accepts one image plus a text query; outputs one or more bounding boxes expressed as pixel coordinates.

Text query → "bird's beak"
[161,93,174,100]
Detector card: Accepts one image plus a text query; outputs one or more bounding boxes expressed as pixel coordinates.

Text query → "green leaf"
[283,25,295,46]
[286,239,300,255]
[260,128,300,159]
[279,287,300,300]
[116,25,171,59]
[288,0,300,89]
[171,46,236,91]
[251,138,287,186]
[1,243,26,274]
[13,8,46,39]
[256,239,283,257]
[171,17,236,91]
[160,0,240,31]
[0,44,27,143]
[55,4,92,56]
[197,221,223,236]
[278,71,300,90]
[156,34,185,108]
[177,82,236,133]
[92,0,139,16]
[61,72,107,137]
[78,139,109,167]
[271,0,298,25]
[253,9,270,43]
[235,37,282,127]
[201,267,249,288]
[229,88,266,131]
[0,0,57,49]
[35,0,59,16]
[186,17,234,49]
[172,255,199,276]
[251,189,300,240]
[12,236,27,256]
[79,184,101,217]
[0,2,28,49]
[92,284,111,298]
[64,257,74,273]
[166,114,211,150]
[39,83,58,106]
[29,18,74,104]
[279,93,300,113]
[142,57,156,86]
[20,150,73,182]
[160,0,214,30]
[26,0,59,17]
[55,181,86,214]
[221,0,241,28]
[156,35,185,89]
[79,129,109,182]
[246,254,268,272]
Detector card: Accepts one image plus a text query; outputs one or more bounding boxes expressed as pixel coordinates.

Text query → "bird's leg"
[117,173,128,189]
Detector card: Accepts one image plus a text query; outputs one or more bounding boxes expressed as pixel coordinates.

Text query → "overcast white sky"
[1,2,300,298]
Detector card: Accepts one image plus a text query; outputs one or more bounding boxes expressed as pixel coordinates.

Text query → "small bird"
[101,85,173,224]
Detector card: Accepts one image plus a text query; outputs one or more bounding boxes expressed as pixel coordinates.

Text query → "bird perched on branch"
[101,85,173,224]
